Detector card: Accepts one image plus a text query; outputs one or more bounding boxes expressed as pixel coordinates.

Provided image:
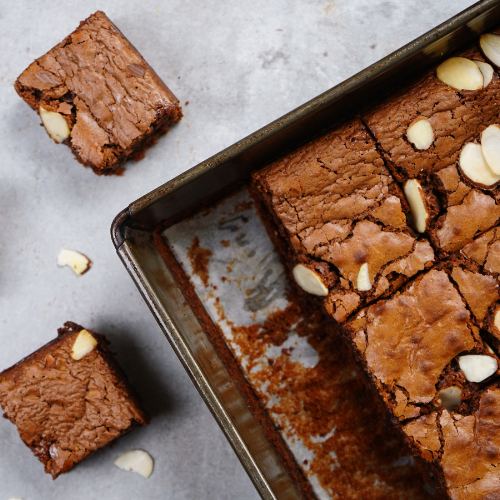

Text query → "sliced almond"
[437,386,462,412]
[356,263,372,291]
[436,57,483,90]
[292,264,328,296]
[403,179,428,233]
[115,450,154,478]
[71,329,98,360]
[481,125,500,174]
[39,106,70,143]
[473,60,494,87]
[406,118,434,150]
[486,343,496,355]
[495,309,500,331]
[458,354,498,383]
[480,33,500,67]
[459,142,500,186]
[57,248,92,276]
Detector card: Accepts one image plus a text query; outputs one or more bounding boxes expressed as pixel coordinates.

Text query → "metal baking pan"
[111,2,500,498]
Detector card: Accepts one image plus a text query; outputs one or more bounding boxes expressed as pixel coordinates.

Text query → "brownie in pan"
[252,29,500,499]
[252,117,435,323]
[364,45,500,255]
[0,322,149,479]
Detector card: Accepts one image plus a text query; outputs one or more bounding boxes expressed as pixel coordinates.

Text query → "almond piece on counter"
[71,329,98,360]
[436,57,484,90]
[406,118,434,150]
[458,355,498,383]
[57,248,92,276]
[39,106,70,143]
[292,264,329,296]
[403,179,428,233]
[356,263,372,291]
[481,125,500,174]
[115,450,154,478]
[437,386,462,412]
[459,142,500,186]
[473,60,494,86]
[480,33,500,67]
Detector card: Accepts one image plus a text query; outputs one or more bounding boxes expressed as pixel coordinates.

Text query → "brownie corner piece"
[0,322,149,478]
[363,44,500,256]
[14,10,182,175]
[252,117,435,323]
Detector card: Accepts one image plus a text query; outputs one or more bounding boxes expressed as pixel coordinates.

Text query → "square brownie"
[15,11,182,175]
[363,46,500,255]
[252,118,434,322]
[0,322,149,478]
[342,269,500,497]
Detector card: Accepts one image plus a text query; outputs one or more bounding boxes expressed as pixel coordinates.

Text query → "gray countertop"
[0,1,476,498]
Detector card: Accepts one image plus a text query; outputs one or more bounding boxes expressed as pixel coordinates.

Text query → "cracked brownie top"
[364,47,500,182]
[344,270,483,409]
[14,11,182,174]
[344,266,500,497]
[457,227,500,343]
[364,46,500,255]
[404,387,500,499]
[0,322,149,479]
[253,118,434,322]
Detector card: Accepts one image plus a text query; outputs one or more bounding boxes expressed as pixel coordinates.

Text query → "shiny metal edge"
[115,232,296,500]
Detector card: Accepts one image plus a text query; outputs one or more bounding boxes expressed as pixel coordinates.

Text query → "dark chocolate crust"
[0,322,149,479]
[252,117,435,322]
[14,11,182,175]
[342,269,500,498]
[363,46,500,255]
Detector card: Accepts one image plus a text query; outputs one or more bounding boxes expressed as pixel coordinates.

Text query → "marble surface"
[0,1,476,499]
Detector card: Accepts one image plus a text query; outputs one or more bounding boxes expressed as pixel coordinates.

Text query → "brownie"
[363,46,500,255]
[457,227,500,342]
[0,322,149,478]
[404,386,500,499]
[252,118,435,322]
[14,11,182,175]
[342,269,500,497]
[249,31,500,499]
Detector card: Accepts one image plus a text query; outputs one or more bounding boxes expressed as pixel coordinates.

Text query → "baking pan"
[111,2,500,498]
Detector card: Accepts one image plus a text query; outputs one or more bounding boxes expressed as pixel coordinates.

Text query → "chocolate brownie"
[403,386,500,499]
[457,227,500,342]
[0,322,149,478]
[14,11,182,175]
[252,118,434,322]
[363,46,500,255]
[342,269,500,497]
